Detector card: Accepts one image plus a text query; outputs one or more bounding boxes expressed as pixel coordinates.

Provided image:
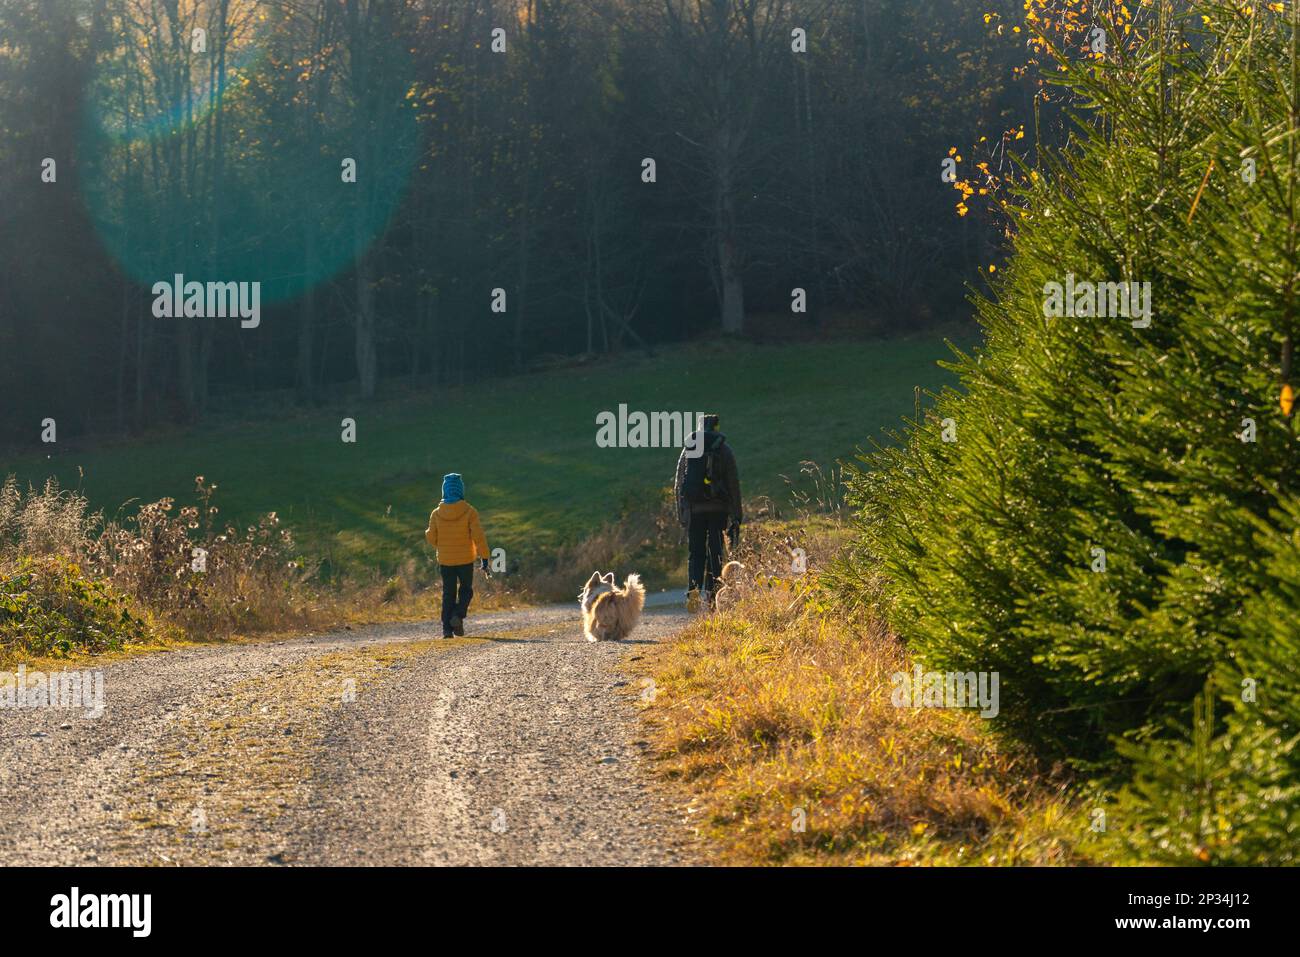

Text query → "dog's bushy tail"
[624,573,645,611]
[721,561,745,582]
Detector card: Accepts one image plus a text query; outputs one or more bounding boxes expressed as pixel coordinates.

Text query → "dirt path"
[0,604,699,866]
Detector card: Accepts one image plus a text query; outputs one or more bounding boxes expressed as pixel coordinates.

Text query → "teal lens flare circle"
[78,33,421,307]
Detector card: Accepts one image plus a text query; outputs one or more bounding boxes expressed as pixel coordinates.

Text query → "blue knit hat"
[442,473,464,503]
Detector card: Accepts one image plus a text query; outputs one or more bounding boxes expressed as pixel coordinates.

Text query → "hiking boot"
[450,615,465,637]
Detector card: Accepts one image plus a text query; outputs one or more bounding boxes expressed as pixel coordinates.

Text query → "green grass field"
[2,336,963,577]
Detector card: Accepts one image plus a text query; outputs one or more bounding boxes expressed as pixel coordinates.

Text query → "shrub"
[0,475,318,647]
[91,477,307,639]
[0,555,148,659]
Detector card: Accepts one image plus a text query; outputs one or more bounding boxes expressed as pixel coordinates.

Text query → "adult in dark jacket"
[673,413,742,606]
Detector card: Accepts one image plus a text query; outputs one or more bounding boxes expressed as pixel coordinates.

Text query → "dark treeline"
[0,0,1033,443]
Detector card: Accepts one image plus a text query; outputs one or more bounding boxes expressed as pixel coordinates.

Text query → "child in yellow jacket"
[425,473,490,637]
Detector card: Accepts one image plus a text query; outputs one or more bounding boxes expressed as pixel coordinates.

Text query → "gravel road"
[0,603,700,866]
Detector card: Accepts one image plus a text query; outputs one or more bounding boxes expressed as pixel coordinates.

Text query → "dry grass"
[635,520,1100,866]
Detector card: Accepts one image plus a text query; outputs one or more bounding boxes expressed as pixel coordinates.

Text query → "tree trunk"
[715,162,745,334]
[355,248,377,399]
[514,184,530,370]
[354,183,377,399]
[297,225,317,402]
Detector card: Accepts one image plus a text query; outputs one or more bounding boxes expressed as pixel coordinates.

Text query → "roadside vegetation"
[638,507,1106,865]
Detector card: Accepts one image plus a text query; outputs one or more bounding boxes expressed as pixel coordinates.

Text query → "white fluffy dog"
[578,571,645,642]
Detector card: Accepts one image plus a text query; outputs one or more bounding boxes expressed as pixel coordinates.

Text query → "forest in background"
[0,0,1036,444]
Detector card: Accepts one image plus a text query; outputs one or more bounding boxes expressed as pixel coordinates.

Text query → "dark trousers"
[440,563,474,630]
[687,511,727,595]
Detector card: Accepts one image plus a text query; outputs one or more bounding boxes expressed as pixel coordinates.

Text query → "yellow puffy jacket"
[425,500,490,566]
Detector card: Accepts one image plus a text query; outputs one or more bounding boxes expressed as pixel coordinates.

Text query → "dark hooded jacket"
[674,430,742,523]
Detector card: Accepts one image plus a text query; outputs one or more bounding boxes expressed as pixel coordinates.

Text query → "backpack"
[683,437,726,505]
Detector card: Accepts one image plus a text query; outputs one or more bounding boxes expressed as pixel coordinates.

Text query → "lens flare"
[78,24,421,308]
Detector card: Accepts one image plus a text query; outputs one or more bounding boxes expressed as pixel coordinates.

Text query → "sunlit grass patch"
[638,576,1100,865]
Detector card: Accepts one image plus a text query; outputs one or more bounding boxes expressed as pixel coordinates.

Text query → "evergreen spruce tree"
[844,1,1300,859]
